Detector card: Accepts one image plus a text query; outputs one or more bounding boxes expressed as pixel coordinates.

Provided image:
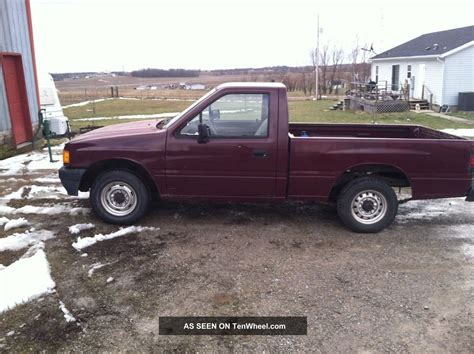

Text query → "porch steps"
[409,99,430,110]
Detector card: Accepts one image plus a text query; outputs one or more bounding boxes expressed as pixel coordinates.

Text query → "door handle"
[252,149,268,158]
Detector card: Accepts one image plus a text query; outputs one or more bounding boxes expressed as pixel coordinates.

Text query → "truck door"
[165,91,278,199]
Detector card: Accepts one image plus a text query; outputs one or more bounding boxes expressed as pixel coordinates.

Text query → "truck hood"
[71,120,164,142]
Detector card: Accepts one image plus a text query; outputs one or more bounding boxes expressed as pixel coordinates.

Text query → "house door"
[1,54,32,145]
[414,64,426,99]
[391,65,400,91]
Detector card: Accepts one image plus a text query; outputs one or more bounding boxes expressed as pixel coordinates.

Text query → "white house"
[371,26,473,109]
[185,83,206,90]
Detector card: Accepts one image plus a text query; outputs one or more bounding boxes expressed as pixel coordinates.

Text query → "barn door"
[1,54,33,146]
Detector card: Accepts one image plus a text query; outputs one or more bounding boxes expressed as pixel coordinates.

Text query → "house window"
[407,65,412,78]
[391,65,400,91]
[375,66,379,82]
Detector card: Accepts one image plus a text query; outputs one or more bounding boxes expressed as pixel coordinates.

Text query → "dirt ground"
[0,166,473,352]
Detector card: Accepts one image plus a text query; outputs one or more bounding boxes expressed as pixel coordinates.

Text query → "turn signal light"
[63,150,70,165]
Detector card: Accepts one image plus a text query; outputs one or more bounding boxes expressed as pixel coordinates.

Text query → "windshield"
[162,88,218,129]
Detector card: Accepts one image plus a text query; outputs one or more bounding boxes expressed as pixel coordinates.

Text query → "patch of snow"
[34,176,61,183]
[0,245,56,313]
[1,186,25,200]
[75,112,179,121]
[69,223,95,235]
[58,301,76,322]
[1,185,67,200]
[69,207,90,215]
[62,98,111,109]
[0,217,9,226]
[77,191,90,199]
[106,277,114,283]
[14,205,90,216]
[0,146,64,176]
[26,159,63,172]
[6,331,14,336]
[397,198,463,223]
[0,206,15,216]
[87,262,109,277]
[80,253,88,257]
[1,177,28,183]
[0,229,55,252]
[442,129,474,138]
[4,218,29,232]
[28,185,66,199]
[72,226,157,250]
[14,205,71,215]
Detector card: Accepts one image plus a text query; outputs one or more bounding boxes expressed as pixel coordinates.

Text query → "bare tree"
[300,71,308,95]
[310,44,330,98]
[319,44,330,95]
[330,46,344,94]
[349,38,360,83]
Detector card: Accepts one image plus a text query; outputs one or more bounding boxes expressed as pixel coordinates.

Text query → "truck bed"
[289,123,462,140]
[287,123,472,202]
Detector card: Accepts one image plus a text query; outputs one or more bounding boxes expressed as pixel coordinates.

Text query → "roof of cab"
[216,82,286,90]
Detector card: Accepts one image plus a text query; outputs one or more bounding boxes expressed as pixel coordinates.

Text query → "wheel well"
[328,164,410,202]
[79,159,159,199]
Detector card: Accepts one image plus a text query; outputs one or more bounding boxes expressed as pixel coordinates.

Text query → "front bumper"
[59,167,86,196]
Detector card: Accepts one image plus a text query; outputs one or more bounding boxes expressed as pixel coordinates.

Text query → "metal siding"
[443,45,474,106]
[0,0,39,136]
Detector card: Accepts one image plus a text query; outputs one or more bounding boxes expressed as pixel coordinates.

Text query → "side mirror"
[197,123,210,144]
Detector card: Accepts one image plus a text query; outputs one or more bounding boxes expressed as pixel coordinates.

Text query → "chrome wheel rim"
[100,181,138,217]
[351,190,387,225]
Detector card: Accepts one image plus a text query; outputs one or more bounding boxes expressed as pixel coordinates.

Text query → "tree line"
[130,68,200,78]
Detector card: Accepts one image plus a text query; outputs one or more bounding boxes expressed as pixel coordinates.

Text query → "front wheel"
[336,178,398,233]
[90,170,150,224]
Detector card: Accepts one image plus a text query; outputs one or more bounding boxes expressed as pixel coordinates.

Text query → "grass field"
[448,111,474,121]
[64,98,472,131]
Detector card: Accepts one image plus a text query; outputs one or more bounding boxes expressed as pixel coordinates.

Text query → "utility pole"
[315,14,320,100]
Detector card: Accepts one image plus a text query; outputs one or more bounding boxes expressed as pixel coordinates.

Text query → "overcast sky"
[30,0,473,73]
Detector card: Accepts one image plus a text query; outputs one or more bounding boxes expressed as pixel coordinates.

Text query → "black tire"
[336,177,398,233]
[90,170,150,225]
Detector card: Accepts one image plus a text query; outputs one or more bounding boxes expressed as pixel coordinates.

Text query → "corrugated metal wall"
[0,0,39,134]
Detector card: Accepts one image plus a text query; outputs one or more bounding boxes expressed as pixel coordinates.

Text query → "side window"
[178,93,269,138]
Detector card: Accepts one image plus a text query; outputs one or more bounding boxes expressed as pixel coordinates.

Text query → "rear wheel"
[90,170,150,224]
[337,177,398,233]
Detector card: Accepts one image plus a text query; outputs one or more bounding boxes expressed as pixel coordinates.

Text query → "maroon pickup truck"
[59,83,474,233]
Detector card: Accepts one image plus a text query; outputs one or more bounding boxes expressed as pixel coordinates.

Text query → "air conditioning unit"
[458,92,474,111]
